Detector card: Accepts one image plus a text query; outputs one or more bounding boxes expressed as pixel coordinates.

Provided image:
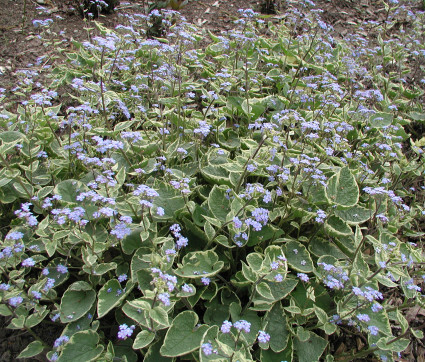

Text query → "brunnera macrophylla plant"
[1,1,425,361]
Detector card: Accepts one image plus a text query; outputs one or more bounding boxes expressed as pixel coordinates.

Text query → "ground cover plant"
[1,0,425,360]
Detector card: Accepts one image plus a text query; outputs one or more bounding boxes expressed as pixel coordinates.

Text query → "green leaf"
[410,111,425,121]
[325,216,352,236]
[326,167,359,207]
[314,305,328,325]
[247,224,284,247]
[55,179,87,204]
[261,340,293,362]
[93,262,117,275]
[122,300,151,328]
[265,303,289,352]
[144,340,173,362]
[203,301,229,326]
[282,240,314,272]
[294,331,327,362]
[97,280,135,318]
[297,327,310,342]
[257,278,298,304]
[309,237,347,259]
[160,311,208,357]
[149,306,169,327]
[370,112,393,128]
[364,307,392,337]
[204,221,215,241]
[133,330,155,349]
[411,328,424,339]
[57,331,104,362]
[121,228,144,255]
[174,250,224,278]
[335,205,371,224]
[208,185,231,222]
[153,182,186,219]
[200,165,232,187]
[229,302,262,345]
[17,340,44,358]
[60,282,96,323]
[25,307,49,328]
[256,282,274,300]
[396,309,408,333]
[0,131,25,154]
[200,326,224,362]
[376,336,410,352]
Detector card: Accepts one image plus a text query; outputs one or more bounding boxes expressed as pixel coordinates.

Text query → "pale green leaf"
[160,311,208,357]
[326,167,359,207]
[133,330,155,349]
[17,341,44,359]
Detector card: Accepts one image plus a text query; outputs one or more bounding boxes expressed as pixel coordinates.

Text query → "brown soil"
[0,0,401,93]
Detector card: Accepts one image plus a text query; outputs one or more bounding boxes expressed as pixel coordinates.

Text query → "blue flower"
[220,320,232,333]
[158,292,171,306]
[257,330,271,344]
[8,296,23,307]
[56,264,68,274]
[117,324,135,340]
[368,325,379,336]
[201,277,210,286]
[234,320,251,333]
[357,314,370,322]
[297,273,309,282]
[201,343,213,356]
[21,258,36,267]
[53,335,69,348]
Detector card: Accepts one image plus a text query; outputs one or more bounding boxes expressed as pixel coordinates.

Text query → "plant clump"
[0,0,425,361]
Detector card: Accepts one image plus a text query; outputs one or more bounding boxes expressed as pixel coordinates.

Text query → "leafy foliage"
[1,1,425,361]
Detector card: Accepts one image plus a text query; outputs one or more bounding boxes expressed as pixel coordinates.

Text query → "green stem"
[235,136,267,194]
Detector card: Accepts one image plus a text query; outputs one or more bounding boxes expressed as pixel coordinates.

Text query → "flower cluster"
[169,224,189,249]
[318,262,349,290]
[117,324,135,340]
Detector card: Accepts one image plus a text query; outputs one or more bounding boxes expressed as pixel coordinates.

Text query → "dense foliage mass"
[1,1,425,361]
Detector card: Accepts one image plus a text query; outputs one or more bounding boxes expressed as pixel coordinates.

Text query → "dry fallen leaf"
[335,342,346,355]
[212,1,220,6]
[197,19,208,26]
[405,306,425,322]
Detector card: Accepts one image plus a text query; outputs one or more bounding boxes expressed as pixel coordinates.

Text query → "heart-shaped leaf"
[160,311,208,357]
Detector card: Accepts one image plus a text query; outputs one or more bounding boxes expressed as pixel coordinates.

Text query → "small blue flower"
[257,330,271,344]
[297,273,309,282]
[22,258,36,267]
[357,314,370,322]
[8,296,23,307]
[117,324,135,340]
[368,325,379,336]
[56,264,68,274]
[201,343,213,356]
[201,277,210,286]
[274,274,283,282]
[234,320,251,333]
[220,320,232,333]
[53,335,69,348]
[158,292,171,306]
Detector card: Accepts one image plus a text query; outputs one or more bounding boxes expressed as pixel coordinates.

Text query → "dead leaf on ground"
[405,306,425,322]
